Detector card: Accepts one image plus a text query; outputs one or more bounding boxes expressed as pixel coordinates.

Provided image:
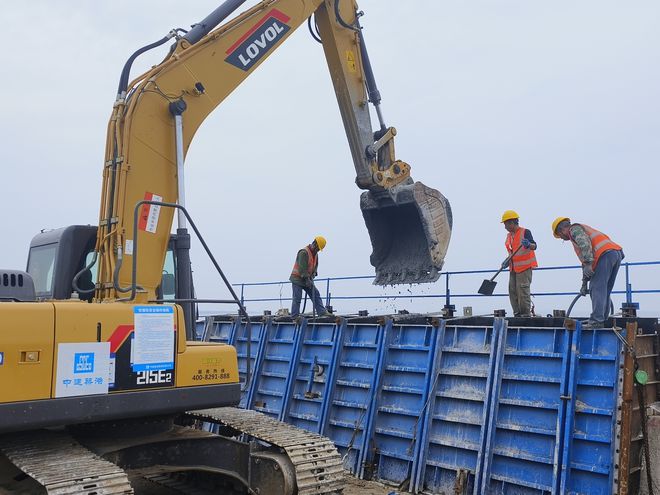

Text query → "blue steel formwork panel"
[367,320,439,487]
[205,317,237,344]
[414,322,501,494]
[560,325,622,495]
[282,320,343,433]
[249,319,300,419]
[321,320,386,476]
[480,322,571,495]
[231,318,268,408]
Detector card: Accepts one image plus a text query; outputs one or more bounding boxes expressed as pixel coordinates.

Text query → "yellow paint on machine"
[176,341,239,387]
[0,303,55,403]
[0,301,238,404]
[345,50,357,72]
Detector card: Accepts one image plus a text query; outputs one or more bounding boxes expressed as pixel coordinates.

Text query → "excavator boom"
[96,0,451,300]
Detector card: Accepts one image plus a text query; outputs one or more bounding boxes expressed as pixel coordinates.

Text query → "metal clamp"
[371,159,411,188]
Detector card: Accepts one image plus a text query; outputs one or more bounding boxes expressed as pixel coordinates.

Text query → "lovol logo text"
[225,9,291,71]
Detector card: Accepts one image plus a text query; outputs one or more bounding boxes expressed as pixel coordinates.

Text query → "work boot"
[581,319,604,329]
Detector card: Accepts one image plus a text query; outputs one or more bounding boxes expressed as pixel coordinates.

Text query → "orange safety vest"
[570,224,622,269]
[291,246,317,279]
[505,227,538,273]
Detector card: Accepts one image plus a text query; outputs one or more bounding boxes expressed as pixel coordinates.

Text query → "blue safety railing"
[232,261,660,311]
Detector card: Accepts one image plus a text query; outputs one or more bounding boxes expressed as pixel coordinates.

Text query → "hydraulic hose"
[117,33,177,98]
[566,293,583,318]
[307,15,322,43]
[72,252,98,295]
[566,284,615,320]
[334,0,359,32]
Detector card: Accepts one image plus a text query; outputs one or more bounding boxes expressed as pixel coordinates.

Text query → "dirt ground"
[342,475,398,495]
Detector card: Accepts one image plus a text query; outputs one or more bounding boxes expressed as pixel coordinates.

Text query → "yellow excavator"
[0,1,452,493]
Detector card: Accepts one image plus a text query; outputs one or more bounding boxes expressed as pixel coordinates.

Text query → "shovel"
[478,245,523,296]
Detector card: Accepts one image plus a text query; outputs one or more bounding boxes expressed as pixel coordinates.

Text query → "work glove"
[580,278,589,296]
[582,263,594,280]
[521,238,531,248]
[501,259,510,270]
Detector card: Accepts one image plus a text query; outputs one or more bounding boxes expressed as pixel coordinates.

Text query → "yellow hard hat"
[501,210,519,223]
[552,217,570,238]
[314,235,327,251]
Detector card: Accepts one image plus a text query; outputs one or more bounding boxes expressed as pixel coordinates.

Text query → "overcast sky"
[2,1,659,317]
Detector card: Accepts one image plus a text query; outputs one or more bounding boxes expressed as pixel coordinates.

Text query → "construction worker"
[501,210,538,317]
[552,217,624,327]
[290,236,330,317]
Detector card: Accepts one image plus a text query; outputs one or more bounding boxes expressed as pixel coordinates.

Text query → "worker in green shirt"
[552,217,624,327]
[290,236,330,317]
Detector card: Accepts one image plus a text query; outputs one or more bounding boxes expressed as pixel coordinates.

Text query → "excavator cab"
[27,225,97,301]
[27,225,180,303]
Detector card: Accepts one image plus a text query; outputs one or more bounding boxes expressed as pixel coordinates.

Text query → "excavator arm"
[314,3,452,285]
[95,0,452,307]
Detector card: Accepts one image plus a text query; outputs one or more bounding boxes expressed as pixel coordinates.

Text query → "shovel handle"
[490,244,524,281]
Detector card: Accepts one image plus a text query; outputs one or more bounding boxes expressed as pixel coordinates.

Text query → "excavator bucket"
[361,182,452,285]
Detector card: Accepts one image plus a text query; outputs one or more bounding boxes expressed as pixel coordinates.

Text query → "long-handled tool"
[477,245,523,296]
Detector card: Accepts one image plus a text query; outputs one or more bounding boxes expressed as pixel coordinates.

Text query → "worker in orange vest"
[289,236,330,317]
[501,210,538,317]
[552,217,624,327]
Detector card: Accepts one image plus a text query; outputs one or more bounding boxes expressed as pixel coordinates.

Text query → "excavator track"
[187,407,345,495]
[0,430,133,494]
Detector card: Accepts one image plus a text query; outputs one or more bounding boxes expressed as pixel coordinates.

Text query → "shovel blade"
[478,279,497,296]
[361,181,452,285]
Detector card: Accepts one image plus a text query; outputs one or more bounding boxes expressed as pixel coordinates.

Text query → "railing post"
[325,278,331,307]
[625,263,632,304]
[240,283,245,306]
[445,272,451,307]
